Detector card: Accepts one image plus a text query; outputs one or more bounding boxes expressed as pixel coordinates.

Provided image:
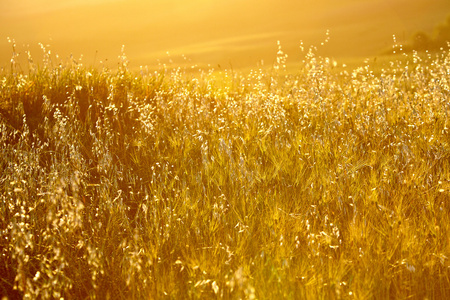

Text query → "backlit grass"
[1,41,450,299]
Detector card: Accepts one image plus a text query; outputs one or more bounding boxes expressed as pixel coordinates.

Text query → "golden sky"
[1,0,449,69]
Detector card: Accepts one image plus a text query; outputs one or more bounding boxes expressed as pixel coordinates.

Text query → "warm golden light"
[2,1,450,299]
[1,0,449,69]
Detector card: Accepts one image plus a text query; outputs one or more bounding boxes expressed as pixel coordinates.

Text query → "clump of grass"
[1,40,450,299]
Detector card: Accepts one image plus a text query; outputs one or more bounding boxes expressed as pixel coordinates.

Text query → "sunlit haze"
[1,0,449,69]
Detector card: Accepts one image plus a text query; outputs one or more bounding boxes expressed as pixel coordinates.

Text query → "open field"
[2,0,450,70]
[1,42,450,299]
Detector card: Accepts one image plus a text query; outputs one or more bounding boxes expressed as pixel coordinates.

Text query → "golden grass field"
[0,37,450,299]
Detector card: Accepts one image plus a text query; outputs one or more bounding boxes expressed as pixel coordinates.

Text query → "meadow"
[1,41,450,299]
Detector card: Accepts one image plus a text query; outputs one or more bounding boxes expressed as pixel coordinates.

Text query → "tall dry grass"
[1,39,450,299]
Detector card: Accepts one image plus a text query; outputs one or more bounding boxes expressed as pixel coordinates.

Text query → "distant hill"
[409,15,450,51]
[1,0,450,69]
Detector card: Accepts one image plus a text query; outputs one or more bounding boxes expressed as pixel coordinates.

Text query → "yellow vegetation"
[1,41,450,299]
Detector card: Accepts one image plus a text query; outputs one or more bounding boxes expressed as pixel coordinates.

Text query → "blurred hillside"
[407,15,450,51]
[1,0,450,70]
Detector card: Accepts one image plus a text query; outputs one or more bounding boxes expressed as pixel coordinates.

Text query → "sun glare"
[1,0,450,299]
[0,0,449,68]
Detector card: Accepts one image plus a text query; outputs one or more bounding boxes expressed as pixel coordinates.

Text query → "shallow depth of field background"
[1,0,450,69]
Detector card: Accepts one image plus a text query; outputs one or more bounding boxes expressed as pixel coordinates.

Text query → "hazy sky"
[1,0,449,69]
